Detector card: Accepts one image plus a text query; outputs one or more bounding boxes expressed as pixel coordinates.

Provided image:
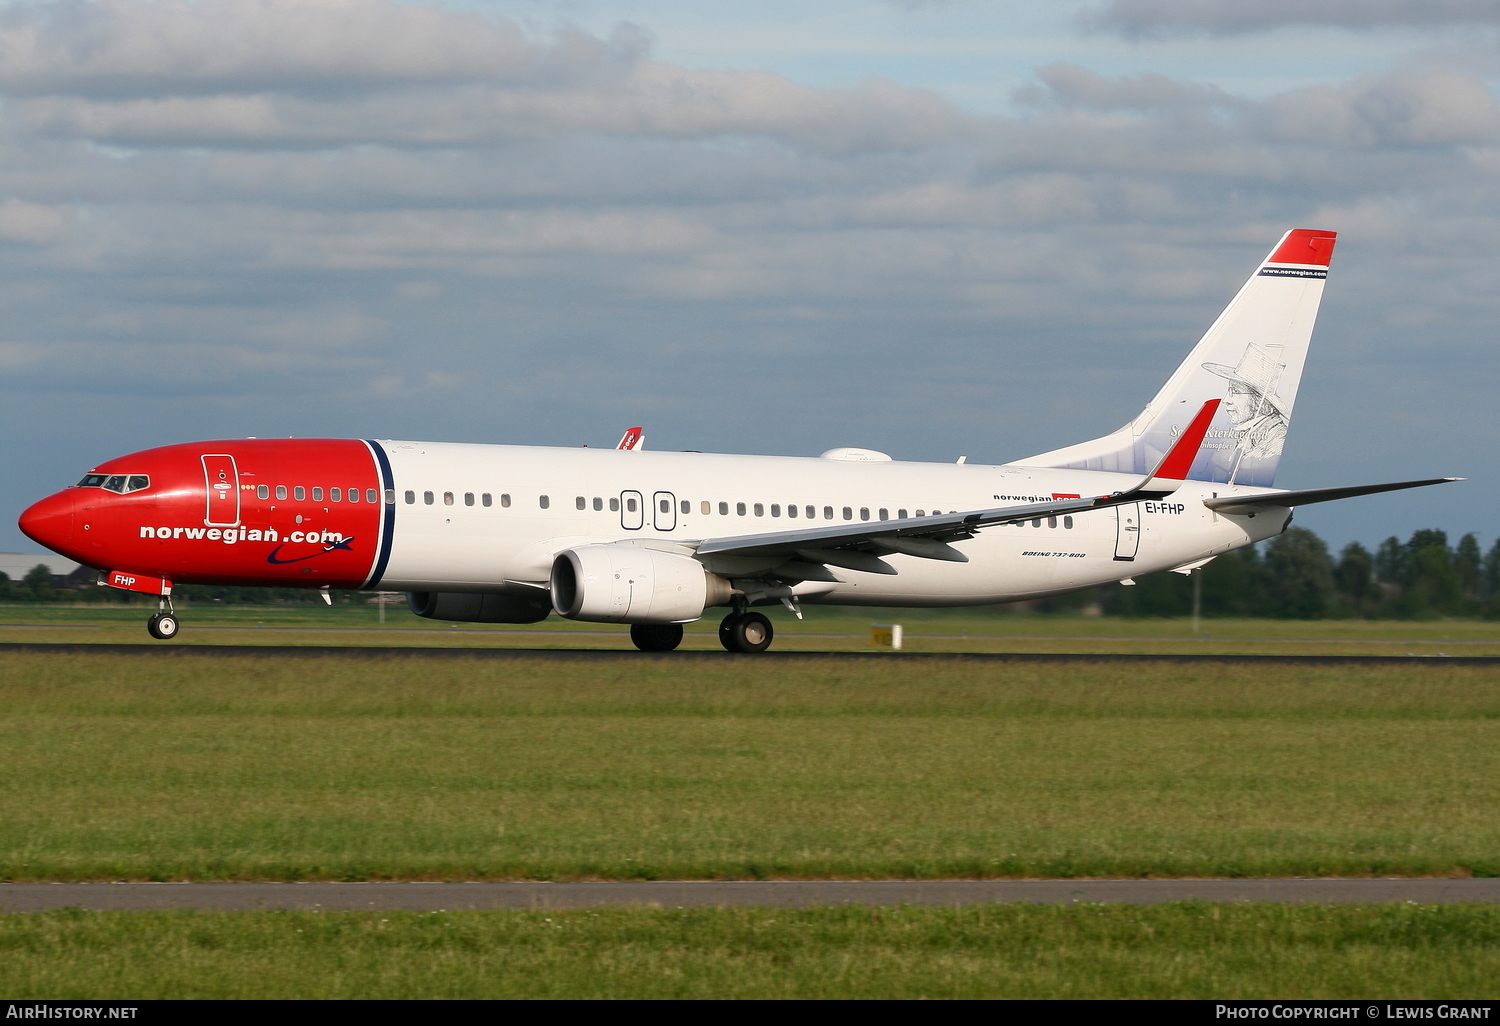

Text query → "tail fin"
[1016,228,1336,487]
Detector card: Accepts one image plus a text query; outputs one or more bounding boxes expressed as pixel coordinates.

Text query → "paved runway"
[3,879,1498,911]
[3,642,1497,665]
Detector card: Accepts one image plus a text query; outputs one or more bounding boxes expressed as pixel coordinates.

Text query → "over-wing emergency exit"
[19,230,1460,649]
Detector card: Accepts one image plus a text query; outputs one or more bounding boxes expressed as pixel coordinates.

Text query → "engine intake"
[551,544,732,624]
[407,591,552,623]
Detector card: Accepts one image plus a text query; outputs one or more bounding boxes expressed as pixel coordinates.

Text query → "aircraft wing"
[692,398,1224,576]
[1203,478,1462,515]
[692,495,1105,574]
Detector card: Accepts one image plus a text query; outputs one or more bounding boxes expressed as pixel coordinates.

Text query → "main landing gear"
[630,623,684,652]
[146,598,179,640]
[625,610,776,654]
[719,611,773,654]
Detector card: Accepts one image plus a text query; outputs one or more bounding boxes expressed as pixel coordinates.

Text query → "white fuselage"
[375,442,1288,607]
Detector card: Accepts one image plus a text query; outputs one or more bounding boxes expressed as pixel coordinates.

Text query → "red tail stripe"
[1268,228,1337,267]
[1154,399,1221,481]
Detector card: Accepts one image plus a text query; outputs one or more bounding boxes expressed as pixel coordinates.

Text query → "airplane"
[18,229,1460,651]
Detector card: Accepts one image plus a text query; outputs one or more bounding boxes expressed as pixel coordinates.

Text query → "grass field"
[3,904,1499,998]
[3,603,1499,655]
[2,652,1498,881]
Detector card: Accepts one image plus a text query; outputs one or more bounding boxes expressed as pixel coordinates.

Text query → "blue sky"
[2,0,1498,556]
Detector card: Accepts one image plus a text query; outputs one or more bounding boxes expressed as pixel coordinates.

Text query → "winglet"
[1143,398,1219,492]
[616,427,644,451]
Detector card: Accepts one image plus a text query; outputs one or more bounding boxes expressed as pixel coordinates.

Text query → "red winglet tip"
[1154,399,1221,481]
[1268,228,1337,267]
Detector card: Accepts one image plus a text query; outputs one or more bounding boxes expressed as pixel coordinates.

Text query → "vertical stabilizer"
[1015,229,1336,487]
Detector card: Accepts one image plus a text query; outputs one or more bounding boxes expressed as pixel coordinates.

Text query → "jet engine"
[407,590,553,623]
[550,544,733,624]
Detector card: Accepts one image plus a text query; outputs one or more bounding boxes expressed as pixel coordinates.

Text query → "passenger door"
[1113,502,1140,561]
[201,454,240,527]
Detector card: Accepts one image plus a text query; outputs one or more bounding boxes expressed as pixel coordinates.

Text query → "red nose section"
[19,491,75,556]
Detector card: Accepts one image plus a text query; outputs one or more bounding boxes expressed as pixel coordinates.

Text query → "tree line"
[1090,527,1500,619]
[3,525,1499,618]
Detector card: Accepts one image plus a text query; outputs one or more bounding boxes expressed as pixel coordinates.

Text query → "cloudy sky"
[3,0,1497,555]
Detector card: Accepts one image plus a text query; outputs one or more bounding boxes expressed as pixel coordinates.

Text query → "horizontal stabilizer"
[1204,478,1462,515]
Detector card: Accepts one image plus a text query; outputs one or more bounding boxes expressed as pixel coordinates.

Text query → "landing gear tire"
[630,623,683,652]
[719,611,773,654]
[146,613,179,640]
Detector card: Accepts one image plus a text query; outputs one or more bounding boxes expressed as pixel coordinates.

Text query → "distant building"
[0,553,95,587]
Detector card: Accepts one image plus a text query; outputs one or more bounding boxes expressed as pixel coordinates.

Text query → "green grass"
[3,904,1499,998]
[2,653,1499,881]
[3,603,1498,654]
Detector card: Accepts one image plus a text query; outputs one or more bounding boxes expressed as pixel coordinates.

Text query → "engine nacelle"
[407,591,552,623]
[550,544,732,624]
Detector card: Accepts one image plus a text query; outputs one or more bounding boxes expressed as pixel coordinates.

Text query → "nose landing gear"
[146,597,179,640]
[719,610,773,653]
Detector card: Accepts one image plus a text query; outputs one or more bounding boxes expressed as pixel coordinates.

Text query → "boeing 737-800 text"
[18,229,1459,650]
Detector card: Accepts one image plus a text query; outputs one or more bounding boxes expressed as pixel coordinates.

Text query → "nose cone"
[19,491,75,556]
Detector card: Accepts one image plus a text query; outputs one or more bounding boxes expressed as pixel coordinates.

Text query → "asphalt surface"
[2,641,1497,664]
[2,880,1498,911]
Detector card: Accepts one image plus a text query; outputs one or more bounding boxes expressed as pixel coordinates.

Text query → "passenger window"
[681,500,690,514]
[1048,516,1057,528]
[349,487,360,503]
[898,509,907,518]
[404,490,414,504]
[842,507,852,520]
[915,509,925,516]
[311,487,322,501]
[127,475,149,492]
[719,502,729,515]
[806,506,816,519]
[501,494,511,508]
[275,486,287,500]
[577,496,587,510]
[424,491,434,505]
[482,493,492,507]
[1063,515,1074,529]
[609,497,618,511]
[736,502,746,516]
[540,495,550,509]
[661,498,671,514]
[331,487,341,502]
[594,498,604,511]
[771,504,781,517]
[257,485,270,500]
[823,506,833,520]
[444,492,454,506]
[294,486,305,501]
[1032,518,1042,528]
[701,501,711,515]
[625,497,635,512]
[860,508,870,521]
[878,509,888,520]
[749,503,760,517]
[384,489,394,504]
[787,504,798,518]
[465,493,475,506]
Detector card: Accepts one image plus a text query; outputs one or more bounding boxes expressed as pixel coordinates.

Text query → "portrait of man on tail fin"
[1204,342,1289,472]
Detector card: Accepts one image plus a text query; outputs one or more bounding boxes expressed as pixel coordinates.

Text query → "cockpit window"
[76,473,150,494]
